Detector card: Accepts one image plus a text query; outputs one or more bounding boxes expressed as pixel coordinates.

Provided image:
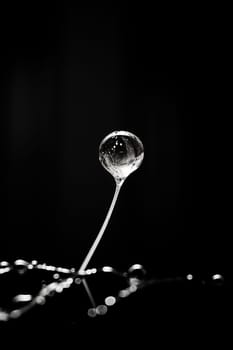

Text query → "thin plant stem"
[78,181,123,274]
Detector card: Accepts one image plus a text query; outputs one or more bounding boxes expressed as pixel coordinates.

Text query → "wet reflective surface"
[0,260,232,348]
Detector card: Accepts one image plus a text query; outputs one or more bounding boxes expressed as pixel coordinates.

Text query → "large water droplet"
[99,131,144,184]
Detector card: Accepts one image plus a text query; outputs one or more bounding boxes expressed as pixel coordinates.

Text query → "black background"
[0,2,230,343]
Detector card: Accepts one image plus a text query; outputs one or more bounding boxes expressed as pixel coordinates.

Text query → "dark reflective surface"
[1,263,232,343]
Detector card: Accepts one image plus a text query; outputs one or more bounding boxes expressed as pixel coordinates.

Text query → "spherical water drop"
[127,264,147,280]
[99,131,144,184]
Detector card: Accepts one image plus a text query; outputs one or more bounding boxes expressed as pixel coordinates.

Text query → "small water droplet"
[75,277,82,284]
[10,309,21,319]
[0,311,9,322]
[55,285,63,293]
[186,274,193,280]
[88,308,97,317]
[96,305,108,315]
[105,296,116,306]
[14,259,29,274]
[13,294,32,303]
[127,264,146,281]
[31,260,38,265]
[119,289,130,298]
[35,296,46,305]
[102,266,113,273]
[211,274,224,286]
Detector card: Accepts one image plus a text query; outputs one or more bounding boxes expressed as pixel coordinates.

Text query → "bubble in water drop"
[99,131,144,184]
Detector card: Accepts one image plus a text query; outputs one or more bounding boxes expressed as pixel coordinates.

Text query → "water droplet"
[211,274,224,286]
[35,296,46,305]
[96,305,108,315]
[13,294,32,303]
[14,259,29,274]
[0,266,10,274]
[186,274,193,280]
[14,259,28,266]
[0,311,9,322]
[10,309,21,319]
[75,277,82,284]
[55,283,63,293]
[102,266,113,273]
[105,296,116,306]
[212,274,223,281]
[99,131,144,184]
[128,264,147,280]
[119,289,130,298]
[87,308,97,317]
